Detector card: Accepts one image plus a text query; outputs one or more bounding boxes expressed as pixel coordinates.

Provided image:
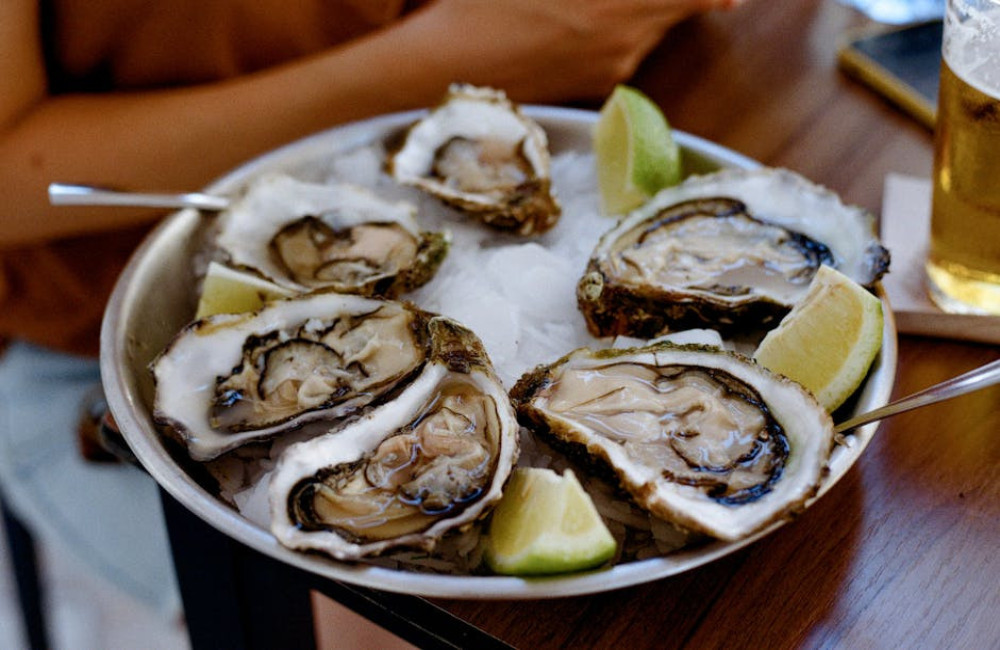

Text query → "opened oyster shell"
[388,84,561,235]
[215,174,448,297]
[510,343,835,541]
[151,293,435,461]
[577,167,890,337]
[269,317,519,560]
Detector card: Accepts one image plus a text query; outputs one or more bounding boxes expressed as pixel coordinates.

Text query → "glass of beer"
[925,0,1000,315]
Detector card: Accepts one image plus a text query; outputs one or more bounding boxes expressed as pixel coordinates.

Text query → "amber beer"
[926,1,1000,315]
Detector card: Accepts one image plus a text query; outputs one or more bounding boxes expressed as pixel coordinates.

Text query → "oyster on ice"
[269,317,519,560]
[388,84,561,235]
[215,174,448,297]
[151,293,434,461]
[577,168,890,337]
[510,343,835,541]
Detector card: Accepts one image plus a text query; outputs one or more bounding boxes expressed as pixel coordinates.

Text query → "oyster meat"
[389,84,561,235]
[269,317,519,560]
[215,174,448,297]
[151,293,434,461]
[577,167,890,337]
[511,343,835,541]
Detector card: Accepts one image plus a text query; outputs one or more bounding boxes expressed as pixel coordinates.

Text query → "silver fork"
[48,183,230,211]
[835,357,1000,433]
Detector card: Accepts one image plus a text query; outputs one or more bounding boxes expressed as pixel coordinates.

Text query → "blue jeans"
[0,342,179,611]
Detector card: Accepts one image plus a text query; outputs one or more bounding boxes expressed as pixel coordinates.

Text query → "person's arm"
[0,0,735,247]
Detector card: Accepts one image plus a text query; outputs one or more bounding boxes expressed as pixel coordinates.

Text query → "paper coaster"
[880,173,1000,344]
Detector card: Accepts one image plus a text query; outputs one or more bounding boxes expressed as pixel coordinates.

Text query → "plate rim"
[100,105,897,599]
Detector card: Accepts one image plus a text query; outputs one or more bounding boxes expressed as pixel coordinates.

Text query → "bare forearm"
[0,30,456,246]
[0,0,725,246]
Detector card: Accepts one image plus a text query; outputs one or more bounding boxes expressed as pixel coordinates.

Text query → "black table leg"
[309,580,515,650]
[1,494,50,650]
[161,489,317,650]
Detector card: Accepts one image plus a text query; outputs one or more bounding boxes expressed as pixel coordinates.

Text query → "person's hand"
[405,0,742,102]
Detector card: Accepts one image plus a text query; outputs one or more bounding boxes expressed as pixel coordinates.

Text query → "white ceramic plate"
[100,106,897,599]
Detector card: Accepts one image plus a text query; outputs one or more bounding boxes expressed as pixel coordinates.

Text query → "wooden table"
[429,1,1000,648]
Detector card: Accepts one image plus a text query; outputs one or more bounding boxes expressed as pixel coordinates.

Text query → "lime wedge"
[594,85,682,215]
[484,467,616,576]
[753,265,884,412]
[195,261,294,319]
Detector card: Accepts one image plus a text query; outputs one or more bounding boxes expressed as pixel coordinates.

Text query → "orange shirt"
[1,0,423,356]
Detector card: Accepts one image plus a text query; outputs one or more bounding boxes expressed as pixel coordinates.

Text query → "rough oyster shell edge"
[509,342,836,542]
[267,316,521,561]
[577,167,890,338]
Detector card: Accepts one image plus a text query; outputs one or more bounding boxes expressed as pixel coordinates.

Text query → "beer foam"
[944,1,1000,93]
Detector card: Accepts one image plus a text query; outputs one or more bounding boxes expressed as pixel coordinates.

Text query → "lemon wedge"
[594,85,682,215]
[195,261,294,319]
[484,467,616,576]
[753,265,884,412]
